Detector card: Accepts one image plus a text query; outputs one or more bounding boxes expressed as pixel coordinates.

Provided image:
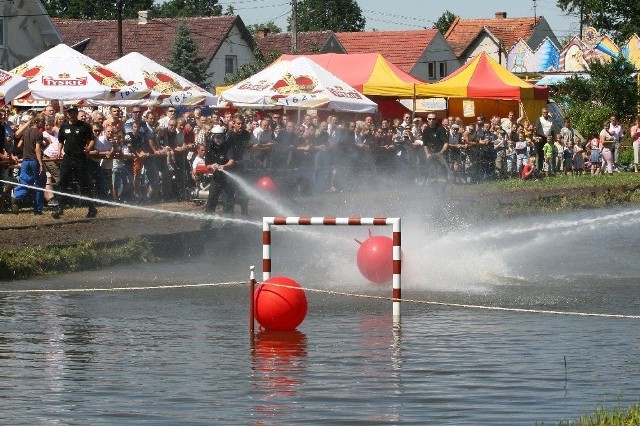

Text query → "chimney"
[258,27,270,39]
[138,10,152,24]
[495,12,507,19]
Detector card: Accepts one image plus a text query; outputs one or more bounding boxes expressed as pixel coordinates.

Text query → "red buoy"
[355,230,393,284]
[254,276,308,330]
[256,176,278,194]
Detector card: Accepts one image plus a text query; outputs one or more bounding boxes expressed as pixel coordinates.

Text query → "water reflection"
[0,292,98,420]
[250,330,307,420]
[3,205,640,423]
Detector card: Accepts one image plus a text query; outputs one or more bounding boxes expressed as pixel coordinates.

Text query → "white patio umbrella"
[11,44,150,102]
[99,52,217,106]
[0,69,29,105]
[219,56,378,113]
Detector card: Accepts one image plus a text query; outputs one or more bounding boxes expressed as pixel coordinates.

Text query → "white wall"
[465,36,505,65]
[207,24,255,89]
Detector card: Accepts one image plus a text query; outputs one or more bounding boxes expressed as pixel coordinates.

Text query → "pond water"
[2,204,640,424]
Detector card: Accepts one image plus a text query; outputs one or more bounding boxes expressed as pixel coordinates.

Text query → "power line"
[218,1,289,11]
[361,9,434,25]
[364,16,430,30]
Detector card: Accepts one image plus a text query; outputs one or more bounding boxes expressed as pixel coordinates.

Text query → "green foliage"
[555,56,638,137]
[166,21,211,89]
[42,0,154,19]
[0,239,152,281]
[292,0,366,32]
[433,10,457,35]
[222,48,280,86]
[247,21,283,36]
[556,0,640,44]
[152,0,222,18]
[566,101,613,140]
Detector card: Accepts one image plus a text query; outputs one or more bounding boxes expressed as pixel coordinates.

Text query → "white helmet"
[212,124,226,135]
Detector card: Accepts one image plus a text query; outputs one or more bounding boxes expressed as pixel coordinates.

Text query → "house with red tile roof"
[334,29,459,82]
[255,29,346,57]
[445,12,560,65]
[53,13,256,90]
[0,1,62,70]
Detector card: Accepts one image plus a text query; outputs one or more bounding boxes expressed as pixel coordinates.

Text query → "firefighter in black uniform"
[52,106,97,219]
[224,113,251,216]
[204,124,235,214]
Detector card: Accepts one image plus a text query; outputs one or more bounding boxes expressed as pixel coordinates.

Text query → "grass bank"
[540,401,640,425]
[0,238,154,281]
[451,173,640,218]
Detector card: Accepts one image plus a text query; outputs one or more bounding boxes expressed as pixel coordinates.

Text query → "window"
[427,61,436,79]
[0,18,4,48]
[438,62,447,78]
[225,55,237,74]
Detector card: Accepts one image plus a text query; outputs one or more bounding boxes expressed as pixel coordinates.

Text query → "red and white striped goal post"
[262,217,402,319]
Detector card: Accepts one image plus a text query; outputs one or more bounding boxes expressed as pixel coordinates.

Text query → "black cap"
[64,106,78,113]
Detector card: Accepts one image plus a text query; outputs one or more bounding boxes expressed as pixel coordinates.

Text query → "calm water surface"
[2,205,640,425]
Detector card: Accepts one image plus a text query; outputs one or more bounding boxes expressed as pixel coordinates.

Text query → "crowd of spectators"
[1,103,638,217]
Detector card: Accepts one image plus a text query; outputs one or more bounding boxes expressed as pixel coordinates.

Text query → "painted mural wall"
[507,32,640,72]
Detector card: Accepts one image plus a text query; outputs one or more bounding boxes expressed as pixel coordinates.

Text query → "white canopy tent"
[219,56,377,113]
[97,52,217,107]
[0,69,29,106]
[10,44,149,102]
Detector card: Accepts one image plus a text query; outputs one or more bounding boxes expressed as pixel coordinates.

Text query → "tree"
[555,56,638,137]
[433,10,457,35]
[556,0,640,44]
[166,21,210,88]
[292,0,365,32]
[43,0,153,19]
[247,22,283,37]
[153,0,222,18]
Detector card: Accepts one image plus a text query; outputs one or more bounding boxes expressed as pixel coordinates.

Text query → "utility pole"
[117,0,123,58]
[533,0,537,27]
[579,1,584,40]
[291,0,297,53]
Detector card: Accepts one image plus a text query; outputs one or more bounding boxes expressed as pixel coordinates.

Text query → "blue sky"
[219,0,579,39]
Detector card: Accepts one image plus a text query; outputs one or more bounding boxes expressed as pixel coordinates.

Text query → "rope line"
[2,280,637,319]
[0,281,244,294]
[256,282,640,320]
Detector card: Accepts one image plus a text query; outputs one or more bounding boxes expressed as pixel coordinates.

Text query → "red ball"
[256,176,278,194]
[254,276,308,330]
[356,235,393,284]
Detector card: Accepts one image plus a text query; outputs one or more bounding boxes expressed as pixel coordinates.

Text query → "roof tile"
[53,16,240,66]
[256,31,344,56]
[445,16,541,57]
[335,30,438,73]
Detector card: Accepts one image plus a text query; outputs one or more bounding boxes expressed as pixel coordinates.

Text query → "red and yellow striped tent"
[417,52,548,121]
[418,52,548,100]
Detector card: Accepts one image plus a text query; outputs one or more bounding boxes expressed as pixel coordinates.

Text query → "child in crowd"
[588,133,601,175]
[515,131,529,174]
[520,155,538,180]
[554,134,564,174]
[505,139,516,177]
[563,140,574,176]
[573,141,584,175]
[191,143,206,180]
[542,137,554,177]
